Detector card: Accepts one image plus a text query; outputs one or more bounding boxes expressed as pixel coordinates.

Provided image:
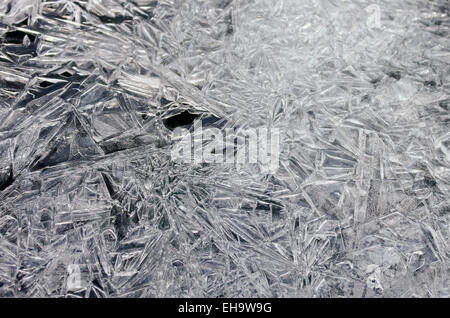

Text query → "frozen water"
[0,0,449,297]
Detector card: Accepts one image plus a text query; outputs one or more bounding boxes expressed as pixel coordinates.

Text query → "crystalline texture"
[0,0,449,297]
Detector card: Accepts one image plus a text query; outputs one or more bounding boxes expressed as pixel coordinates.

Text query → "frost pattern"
[0,0,449,297]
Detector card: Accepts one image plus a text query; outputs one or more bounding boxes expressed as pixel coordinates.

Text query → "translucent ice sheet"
[0,0,449,297]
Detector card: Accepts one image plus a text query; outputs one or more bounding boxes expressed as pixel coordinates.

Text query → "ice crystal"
[0,0,449,297]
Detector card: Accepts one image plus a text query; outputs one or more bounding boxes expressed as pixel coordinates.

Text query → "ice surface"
[0,0,449,297]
